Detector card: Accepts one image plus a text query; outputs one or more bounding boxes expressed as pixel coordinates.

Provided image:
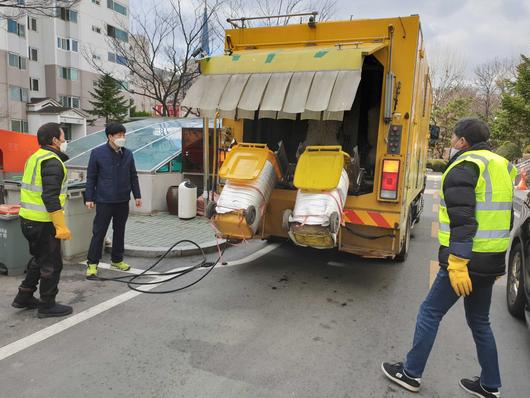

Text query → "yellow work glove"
[50,210,71,240]
[447,254,472,296]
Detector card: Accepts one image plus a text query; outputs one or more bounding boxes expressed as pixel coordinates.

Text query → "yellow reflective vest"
[19,148,67,222]
[438,150,516,253]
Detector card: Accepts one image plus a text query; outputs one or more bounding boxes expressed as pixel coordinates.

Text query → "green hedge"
[495,142,522,162]
[427,159,447,172]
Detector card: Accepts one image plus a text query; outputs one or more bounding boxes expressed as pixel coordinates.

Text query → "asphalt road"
[1,175,528,397]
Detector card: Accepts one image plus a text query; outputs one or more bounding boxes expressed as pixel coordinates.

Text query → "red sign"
[153,104,181,117]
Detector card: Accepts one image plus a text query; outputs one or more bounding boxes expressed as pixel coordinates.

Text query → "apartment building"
[0,0,152,139]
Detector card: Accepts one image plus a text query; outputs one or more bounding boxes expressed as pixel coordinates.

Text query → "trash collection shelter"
[65,118,203,214]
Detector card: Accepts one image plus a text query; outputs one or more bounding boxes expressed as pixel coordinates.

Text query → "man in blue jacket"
[85,123,141,278]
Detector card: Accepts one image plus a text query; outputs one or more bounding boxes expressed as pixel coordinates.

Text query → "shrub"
[495,142,523,162]
[524,144,530,154]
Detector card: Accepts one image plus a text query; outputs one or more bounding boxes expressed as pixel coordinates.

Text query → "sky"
[129,0,530,75]
[334,0,530,71]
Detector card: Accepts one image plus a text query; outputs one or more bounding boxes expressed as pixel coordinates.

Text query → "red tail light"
[380,159,400,200]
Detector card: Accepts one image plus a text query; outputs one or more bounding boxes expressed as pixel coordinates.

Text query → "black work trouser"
[19,217,63,306]
[87,202,129,265]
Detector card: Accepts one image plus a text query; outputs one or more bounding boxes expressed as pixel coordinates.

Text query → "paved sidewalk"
[113,213,225,257]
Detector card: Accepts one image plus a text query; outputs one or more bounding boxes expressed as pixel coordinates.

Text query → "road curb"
[107,239,226,258]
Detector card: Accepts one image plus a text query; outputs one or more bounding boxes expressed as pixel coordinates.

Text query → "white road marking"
[0,243,281,362]
[79,261,160,276]
[327,261,347,267]
[218,243,281,267]
[424,189,437,195]
[0,268,183,362]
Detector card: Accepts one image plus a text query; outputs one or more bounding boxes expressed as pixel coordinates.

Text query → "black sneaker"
[381,362,421,392]
[37,303,73,319]
[459,377,500,398]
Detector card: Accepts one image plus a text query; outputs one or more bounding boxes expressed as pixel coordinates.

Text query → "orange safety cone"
[516,169,528,190]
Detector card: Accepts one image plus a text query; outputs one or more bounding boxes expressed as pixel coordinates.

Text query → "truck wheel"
[329,212,340,234]
[282,209,293,231]
[507,241,526,319]
[245,205,256,225]
[395,212,411,262]
[205,201,217,219]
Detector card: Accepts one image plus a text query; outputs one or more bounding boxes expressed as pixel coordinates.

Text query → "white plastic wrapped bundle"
[216,160,277,232]
[290,168,349,226]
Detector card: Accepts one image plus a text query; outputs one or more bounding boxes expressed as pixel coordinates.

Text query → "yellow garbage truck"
[183,14,433,260]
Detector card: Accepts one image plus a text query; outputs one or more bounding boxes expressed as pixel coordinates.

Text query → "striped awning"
[182,44,385,121]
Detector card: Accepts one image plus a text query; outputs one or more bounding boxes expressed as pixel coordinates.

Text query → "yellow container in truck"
[287,146,350,249]
[183,14,433,260]
[208,143,282,240]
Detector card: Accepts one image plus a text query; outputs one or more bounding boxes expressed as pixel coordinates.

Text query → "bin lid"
[219,143,282,181]
[294,146,350,191]
[0,204,21,215]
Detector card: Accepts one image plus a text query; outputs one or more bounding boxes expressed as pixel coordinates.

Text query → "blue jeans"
[404,268,501,389]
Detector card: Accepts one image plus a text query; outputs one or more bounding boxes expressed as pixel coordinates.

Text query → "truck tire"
[282,209,293,231]
[395,212,412,262]
[507,241,526,319]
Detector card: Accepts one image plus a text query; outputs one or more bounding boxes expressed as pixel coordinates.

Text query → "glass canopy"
[65,118,203,173]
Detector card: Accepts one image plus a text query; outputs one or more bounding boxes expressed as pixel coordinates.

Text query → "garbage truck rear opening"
[183,14,433,260]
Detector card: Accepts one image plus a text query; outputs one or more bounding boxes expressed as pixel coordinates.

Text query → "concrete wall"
[132,172,184,214]
[67,167,184,215]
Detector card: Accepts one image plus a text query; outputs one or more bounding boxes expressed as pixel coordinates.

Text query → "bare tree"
[83,0,222,117]
[211,0,336,43]
[473,57,515,122]
[428,46,469,158]
[0,0,79,19]
[429,45,467,107]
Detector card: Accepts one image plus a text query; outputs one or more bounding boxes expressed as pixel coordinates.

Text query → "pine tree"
[492,55,530,147]
[88,74,129,124]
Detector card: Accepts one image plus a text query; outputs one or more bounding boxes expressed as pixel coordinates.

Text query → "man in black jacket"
[85,122,141,278]
[13,122,73,318]
[381,119,516,398]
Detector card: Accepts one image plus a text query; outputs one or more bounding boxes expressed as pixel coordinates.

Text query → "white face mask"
[59,141,68,153]
[449,147,460,159]
[114,138,126,147]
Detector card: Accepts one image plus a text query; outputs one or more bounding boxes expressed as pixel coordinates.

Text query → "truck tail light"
[380,159,400,200]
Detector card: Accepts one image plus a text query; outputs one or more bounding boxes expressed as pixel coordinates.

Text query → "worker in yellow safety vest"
[12,123,73,319]
[382,118,516,398]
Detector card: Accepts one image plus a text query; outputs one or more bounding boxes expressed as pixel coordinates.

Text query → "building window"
[9,86,29,102]
[107,0,127,16]
[58,67,79,81]
[27,16,37,31]
[59,96,80,109]
[107,24,128,42]
[11,119,29,133]
[58,7,78,23]
[8,53,27,70]
[107,52,128,66]
[57,37,79,52]
[30,78,39,91]
[28,47,38,61]
[7,19,25,37]
[92,25,101,34]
